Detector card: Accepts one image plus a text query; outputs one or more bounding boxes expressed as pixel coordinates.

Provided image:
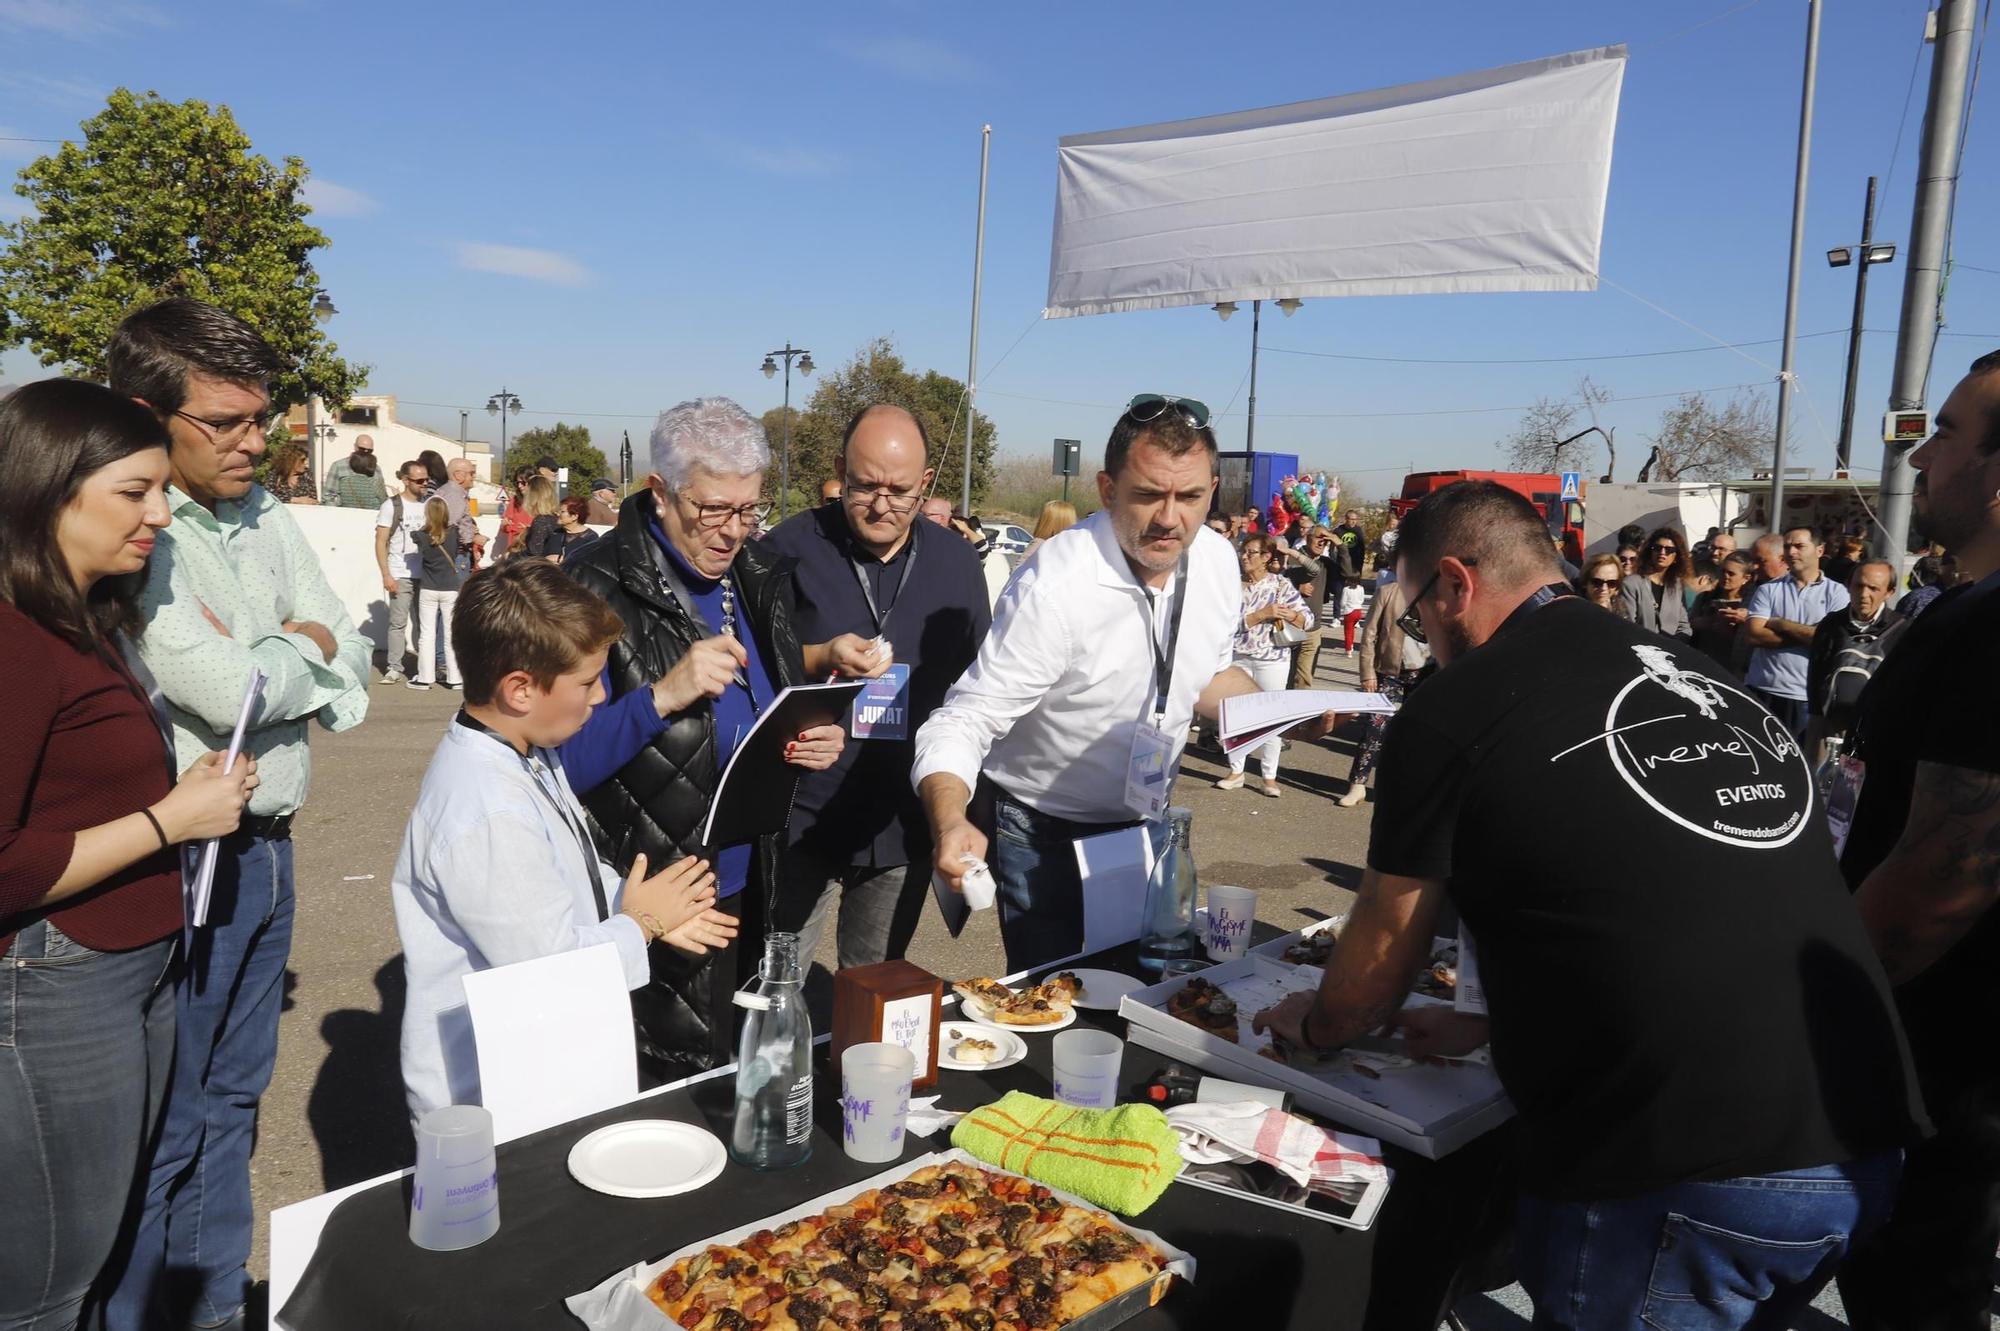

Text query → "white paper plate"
[566,1119,727,1199]
[936,1021,1028,1072]
[957,993,1077,1032]
[1059,968,1148,1011]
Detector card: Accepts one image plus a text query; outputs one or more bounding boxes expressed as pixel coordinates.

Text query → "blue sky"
[2,0,1997,499]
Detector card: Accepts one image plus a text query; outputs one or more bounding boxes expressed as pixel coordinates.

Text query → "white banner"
[1045,45,1626,319]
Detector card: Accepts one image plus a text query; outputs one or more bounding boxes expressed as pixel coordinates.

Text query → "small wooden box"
[831,960,944,1091]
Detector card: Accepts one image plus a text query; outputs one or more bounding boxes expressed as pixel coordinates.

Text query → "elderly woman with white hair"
[561,396,844,1083]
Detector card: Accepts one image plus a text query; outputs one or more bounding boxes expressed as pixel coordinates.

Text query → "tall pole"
[306,394,321,493]
[1835,177,1880,474]
[963,124,991,515]
[458,409,468,460]
[780,357,794,520]
[621,430,633,493]
[1246,299,1262,458]
[1767,0,1821,526]
[1876,0,1977,563]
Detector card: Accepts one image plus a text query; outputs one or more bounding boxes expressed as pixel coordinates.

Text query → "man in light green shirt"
[102,299,370,1331]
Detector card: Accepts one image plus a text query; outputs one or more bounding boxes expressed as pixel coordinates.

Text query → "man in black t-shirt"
[1834,353,2000,1331]
[1253,481,1924,1328]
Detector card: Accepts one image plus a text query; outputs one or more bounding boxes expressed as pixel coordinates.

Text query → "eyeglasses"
[172,407,281,442]
[1395,558,1477,644]
[1585,577,1622,590]
[1646,543,1679,556]
[1124,394,1211,429]
[674,491,772,530]
[844,481,922,513]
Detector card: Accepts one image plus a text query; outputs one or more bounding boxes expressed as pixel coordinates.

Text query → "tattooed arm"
[1854,760,2000,985]
[1252,868,1447,1050]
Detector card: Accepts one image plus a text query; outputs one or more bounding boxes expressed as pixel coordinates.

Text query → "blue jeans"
[989,791,1148,973]
[0,924,176,1331]
[103,836,295,1330]
[1516,1151,1902,1331]
[1752,688,1811,743]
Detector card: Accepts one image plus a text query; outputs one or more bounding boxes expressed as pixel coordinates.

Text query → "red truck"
[1389,470,1586,567]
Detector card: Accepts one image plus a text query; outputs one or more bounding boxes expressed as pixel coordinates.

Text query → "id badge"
[1125,720,1175,820]
[850,664,912,741]
[1826,753,1866,859]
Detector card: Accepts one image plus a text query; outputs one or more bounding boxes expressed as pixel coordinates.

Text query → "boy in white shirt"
[391,560,735,1120]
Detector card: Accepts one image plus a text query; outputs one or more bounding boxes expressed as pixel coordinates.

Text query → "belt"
[231,813,295,842]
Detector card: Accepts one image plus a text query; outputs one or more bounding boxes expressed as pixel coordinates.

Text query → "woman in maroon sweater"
[0,379,259,1330]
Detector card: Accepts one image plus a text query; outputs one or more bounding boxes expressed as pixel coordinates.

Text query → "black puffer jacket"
[565,492,809,1080]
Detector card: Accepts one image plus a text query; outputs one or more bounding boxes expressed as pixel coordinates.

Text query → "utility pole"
[1767,0,1822,525]
[1832,177,1888,473]
[458,409,468,460]
[1246,299,1262,458]
[1875,0,1977,563]
[963,124,992,515]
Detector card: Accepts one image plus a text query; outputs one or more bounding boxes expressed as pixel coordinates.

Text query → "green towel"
[950,1091,1180,1216]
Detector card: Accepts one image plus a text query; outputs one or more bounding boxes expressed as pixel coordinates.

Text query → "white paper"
[188,668,266,927]
[565,1148,1196,1331]
[880,992,935,1075]
[1074,826,1156,955]
[1046,46,1626,318]
[1217,689,1396,756]
[1455,923,1488,1016]
[460,942,637,1145]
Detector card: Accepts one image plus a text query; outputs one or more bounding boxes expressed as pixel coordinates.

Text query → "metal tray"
[1118,955,1511,1159]
[565,1148,1195,1331]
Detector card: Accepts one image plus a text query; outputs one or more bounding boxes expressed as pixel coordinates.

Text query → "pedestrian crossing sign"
[1560,471,1582,501]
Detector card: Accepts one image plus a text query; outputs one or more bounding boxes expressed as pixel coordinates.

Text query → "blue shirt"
[1745,572,1851,701]
[559,521,778,897]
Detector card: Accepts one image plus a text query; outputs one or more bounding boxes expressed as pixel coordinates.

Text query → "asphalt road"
[250,634,1381,1282]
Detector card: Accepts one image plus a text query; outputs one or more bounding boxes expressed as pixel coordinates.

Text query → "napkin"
[1164,1100,1386,1197]
[905,1096,965,1138]
[950,1092,1180,1216]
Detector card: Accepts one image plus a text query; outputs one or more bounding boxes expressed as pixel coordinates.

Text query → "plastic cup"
[840,1042,915,1164]
[1052,1029,1124,1109]
[408,1105,499,1251]
[1204,885,1259,961]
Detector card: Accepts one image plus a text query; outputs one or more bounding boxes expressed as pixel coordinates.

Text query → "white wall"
[288,504,501,655]
[1583,482,1736,556]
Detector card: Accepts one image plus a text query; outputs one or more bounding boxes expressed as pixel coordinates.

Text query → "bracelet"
[140,807,169,850]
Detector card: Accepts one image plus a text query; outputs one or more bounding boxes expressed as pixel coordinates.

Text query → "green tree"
[0,89,365,407]
[505,421,608,487]
[777,338,997,512]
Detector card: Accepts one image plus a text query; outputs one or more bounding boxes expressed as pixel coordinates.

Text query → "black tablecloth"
[280,942,1513,1331]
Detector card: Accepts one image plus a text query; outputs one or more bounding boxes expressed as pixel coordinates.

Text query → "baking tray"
[1118,955,1512,1160]
[566,1148,1196,1331]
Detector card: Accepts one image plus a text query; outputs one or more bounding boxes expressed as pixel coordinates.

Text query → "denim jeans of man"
[773,852,927,972]
[0,924,175,1331]
[1837,1077,2000,1331]
[384,576,416,676]
[989,790,1151,973]
[1752,687,1810,744]
[1515,1151,1901,1331]
[103,834,295,1331]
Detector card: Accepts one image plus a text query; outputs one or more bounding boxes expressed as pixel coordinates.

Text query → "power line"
[983,379,1769,421]
[1881,8,1933,199]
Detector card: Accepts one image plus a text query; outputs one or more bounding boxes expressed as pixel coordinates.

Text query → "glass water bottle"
[729,931,814,1170]
[1138,807,1199,972]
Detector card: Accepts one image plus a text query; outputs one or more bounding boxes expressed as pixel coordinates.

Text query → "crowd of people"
[4,293,1999,1331]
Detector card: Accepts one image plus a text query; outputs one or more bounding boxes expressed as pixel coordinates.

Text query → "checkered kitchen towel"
[1164,1101,1386,1198]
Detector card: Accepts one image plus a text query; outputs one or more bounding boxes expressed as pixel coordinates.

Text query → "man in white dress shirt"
[913,395,1336,968]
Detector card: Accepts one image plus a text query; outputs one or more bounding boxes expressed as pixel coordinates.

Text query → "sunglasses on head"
[1125,394,1211,429]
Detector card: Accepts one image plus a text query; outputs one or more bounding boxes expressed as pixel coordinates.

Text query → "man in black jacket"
[761,405,991,969]
[1805,559,1904,744]
[561,396,844,1083]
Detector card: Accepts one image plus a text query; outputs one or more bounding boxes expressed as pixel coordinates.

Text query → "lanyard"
[1139,555,1191,723]
[850,550,910,637]
[454,712,609,921]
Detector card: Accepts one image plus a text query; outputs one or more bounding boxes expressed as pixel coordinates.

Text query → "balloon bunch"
[1272,472,1339,532]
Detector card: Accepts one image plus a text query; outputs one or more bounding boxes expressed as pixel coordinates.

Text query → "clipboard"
[699,681,866,850]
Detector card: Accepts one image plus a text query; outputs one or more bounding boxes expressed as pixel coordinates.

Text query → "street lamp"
[1212,297,1300,458]
[486,388,524,473]
[304,290,339,484]
[760,344,813,519]
[1828,176,1898,474]
[311,292,338,322]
